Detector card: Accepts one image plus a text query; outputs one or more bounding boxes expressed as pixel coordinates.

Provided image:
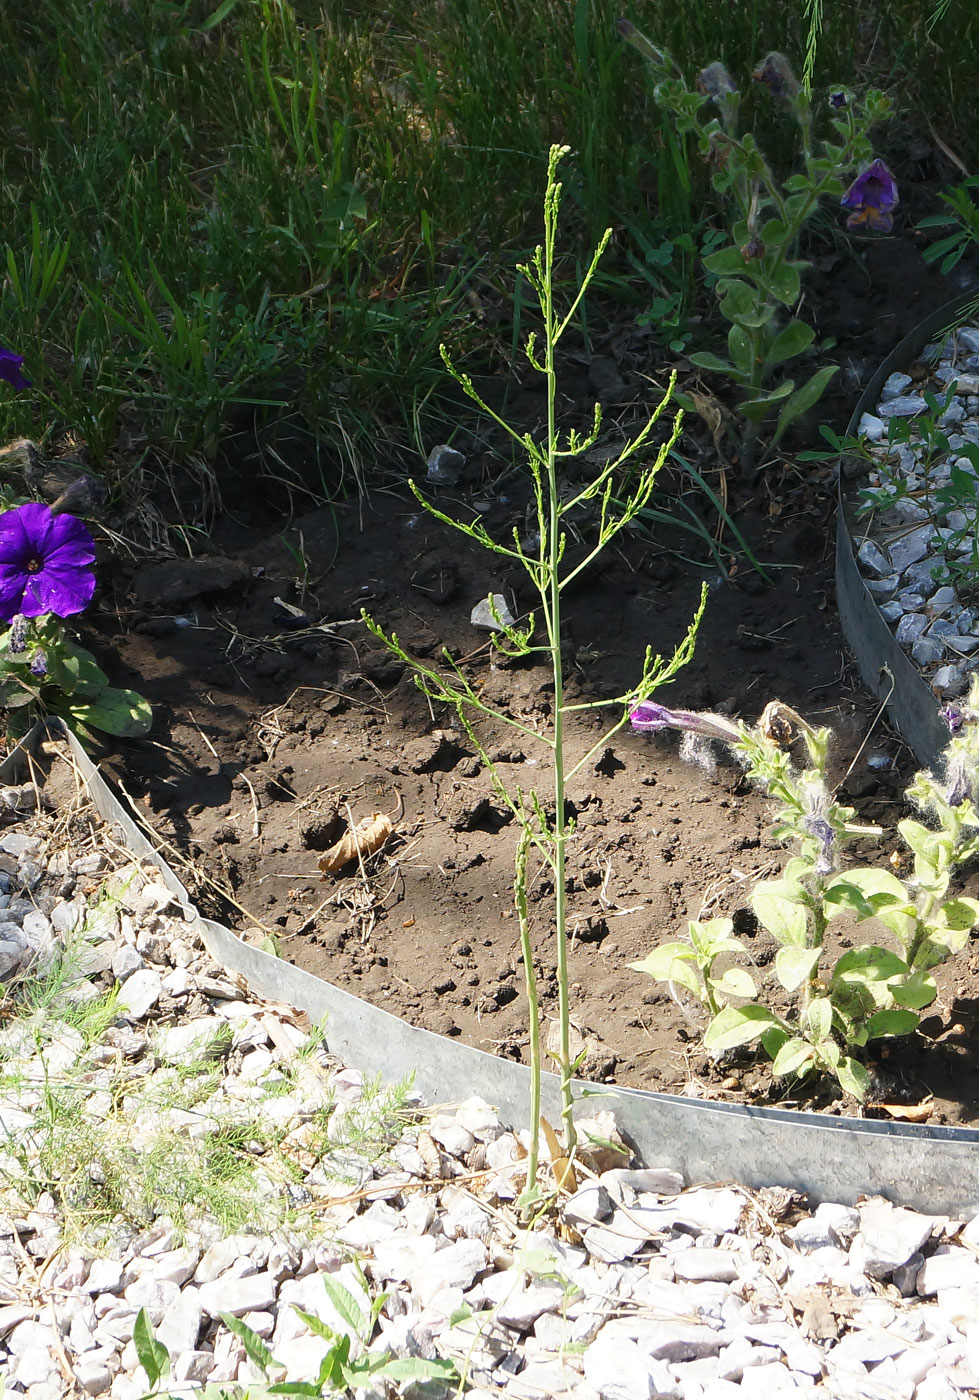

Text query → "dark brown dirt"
[84,211,979,1127]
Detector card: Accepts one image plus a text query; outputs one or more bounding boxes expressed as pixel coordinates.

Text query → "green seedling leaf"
[818,1038,841,1069]
[865,1008,919,1039]
[761,1025,789,1060]
[69,688,153,738]
[763,319,815,367]
[219,1313,277,1377]
[940,897,979,932]
[629,945,701,998]
[318,1272,371,1340]
[740,380,796,418]
[687,351,744,381]
[762,260,802,307]
[703,246,754,276]
[825,868,915,941]
[688,918,740,956]
[752,880,809,946]
[133,1308,170,1390]
[889,969,938,1010]
[772,365,839,446]
[379,1358,459,1381]
[837,1057,871,1101]
[831,945,908,1007]
[709,967,756,999]
[775,946,821,993]
[704,1004,778,1052]
[728,323,752,375]
[806,997,833,1043]
[771,1037,817,1079]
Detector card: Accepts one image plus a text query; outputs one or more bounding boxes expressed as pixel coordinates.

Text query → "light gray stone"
[198,1269,276,1318]
[917,1247,979,1296]
[880,373,913,401]
[470,593,515,631]
[672,1248,740,1283]
[583,1334,663,1400]
[857,539,892,578]
[853,1200,935,1278]
[889,526,933,573]
[155,1288,203,1355]
[878,394,927,418]
[74,1359,113,1396]
[858,413,887,442]
[895,611,929,646]
[912,637,945,666]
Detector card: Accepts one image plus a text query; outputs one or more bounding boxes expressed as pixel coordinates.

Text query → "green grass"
[0,0,976,515]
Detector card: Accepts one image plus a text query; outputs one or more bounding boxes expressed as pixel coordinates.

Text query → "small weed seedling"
[366,146,705,1204]
[628,686,979,1101]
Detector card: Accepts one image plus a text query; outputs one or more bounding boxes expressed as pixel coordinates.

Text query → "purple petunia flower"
[841,158,898,234]
[0,345,31,392]
[629,699,742,744]
[29,650,47,679]
[0,503,96,624]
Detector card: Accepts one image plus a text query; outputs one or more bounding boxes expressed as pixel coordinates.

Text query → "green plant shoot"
[365,146,705,1203]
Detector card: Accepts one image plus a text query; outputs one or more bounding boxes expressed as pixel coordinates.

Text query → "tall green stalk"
[366,146,705,1203]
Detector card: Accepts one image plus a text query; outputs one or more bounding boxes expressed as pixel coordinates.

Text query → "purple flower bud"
[696,62,738,102]
[841,158,898,234]
[630,699,741,744]
[29,650,47,679]
[945,752,972,808]
[7,615,27,653]
[829,91,848,109]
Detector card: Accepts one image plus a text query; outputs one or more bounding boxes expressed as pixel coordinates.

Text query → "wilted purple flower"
[945,751,972,808]
[752,52,800,101]
[29,650,47,679]
[940,703,965,733]
[630,699,742,744]
[0,503,96,624]
[802,782,836,875]
[0,345,31,392]
[841,159,898,233]
[7,615,27,653]
[697,62,738,102]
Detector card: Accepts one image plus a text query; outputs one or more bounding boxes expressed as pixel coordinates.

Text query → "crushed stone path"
[0,749,977,1399]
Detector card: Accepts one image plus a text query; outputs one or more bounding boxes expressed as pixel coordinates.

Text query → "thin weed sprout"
[365,146,705,1208]
[628,686,979,1102]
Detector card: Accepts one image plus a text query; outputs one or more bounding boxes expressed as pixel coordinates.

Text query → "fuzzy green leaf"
[761,260,803,307]
[687,350,743,380]
[831,945,907,1001]
[629,945,701,998]
[772,365,839,445]
[940,897,979,932]
[69,688,153,738]
[752,880,809,946]
[806,997,833,1043]
[865,1008,919,1039]
[728,323,752,375]
[837,1057,871,1101]
[709,967,756,999]
[704,245,752,275]
[763,319,814,368]
[771,1037,816,1079]
[889,969,938,1010]
[775,945,821,993]
[703,1003,778,1052]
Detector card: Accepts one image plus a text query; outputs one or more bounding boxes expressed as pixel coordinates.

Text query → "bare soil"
[87,213,979,1127]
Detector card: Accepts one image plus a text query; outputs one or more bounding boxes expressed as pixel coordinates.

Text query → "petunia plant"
[0,501,151,741]
[628,686,979,1103]
[618,20,894,470]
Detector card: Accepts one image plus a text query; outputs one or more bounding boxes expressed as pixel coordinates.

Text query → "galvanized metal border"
[836,294,975,771]
[59,728,979,1214]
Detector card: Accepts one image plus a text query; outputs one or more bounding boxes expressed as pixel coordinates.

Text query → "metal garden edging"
[54,726,979,1216]
[836,294,976,771]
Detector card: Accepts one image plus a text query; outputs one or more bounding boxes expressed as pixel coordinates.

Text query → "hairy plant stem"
[513,830,540,1200]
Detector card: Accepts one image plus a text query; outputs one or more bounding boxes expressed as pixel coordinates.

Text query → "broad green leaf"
[775,946,821,993]
[132,1308,170,1390]
[912,929,970,970]
[761,1025,789,1059]
[319,1272,370,1339]
[825,867,915,942]
[752,880,809,946]
[889,969,938,1010]
[704,1003,778,1052]
[377,1358,459,1381]
[829,940,907,1008]
[806,997,832,1043]
[760,260,801,306]
[728,323,752,375]
[837,1057,871,1101]
[939,897,979,932]
[772,1037,816,1078]
[772,365,839,445]
[688,918,736,954]
[69,689,153,738]
[740,380,796,417]
[687,350,743,381]
[717,280,770,328]
[818,1038,841,1069]
[220,1313,277,1376]
[709,967,756,999]
[629,945,701,999]
[763,319,814,368]
[865,1008,919,1039]
[704,245,752,275]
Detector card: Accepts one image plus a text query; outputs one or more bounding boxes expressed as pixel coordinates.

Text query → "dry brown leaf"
[416,1129,443,1178]
[318,812,394,874]
[541,1116,577,1193]
[872,1100,934,1123]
